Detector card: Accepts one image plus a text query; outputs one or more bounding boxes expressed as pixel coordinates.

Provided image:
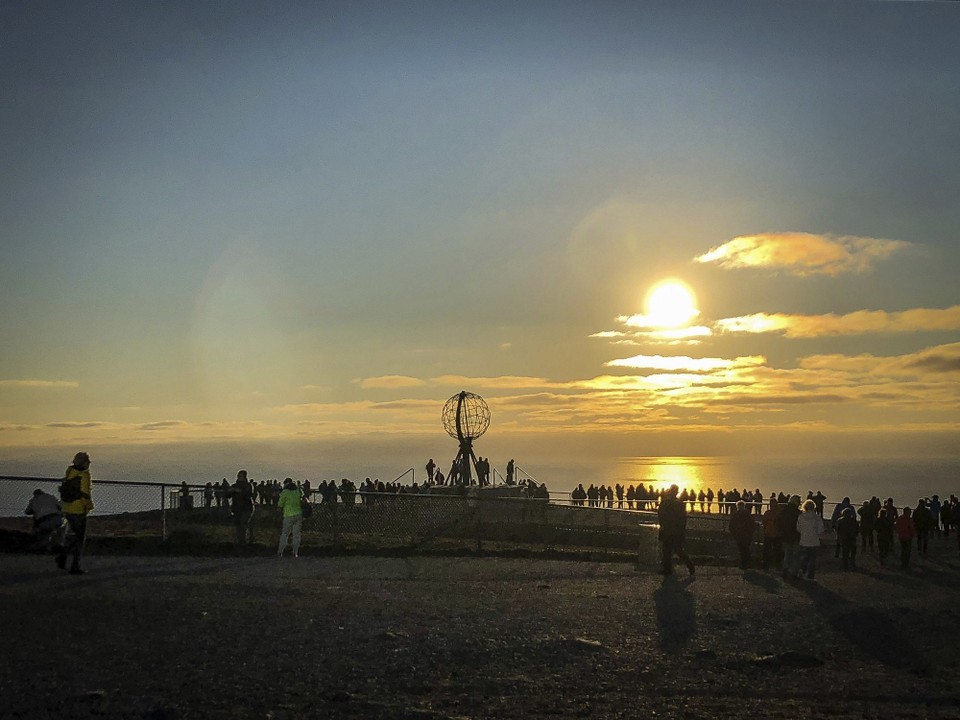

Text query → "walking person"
[56,452,94,575]
[797,499,824,580]
[657,484,695,576]
[277,478,304,558]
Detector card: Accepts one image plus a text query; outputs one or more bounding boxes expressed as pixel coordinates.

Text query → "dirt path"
[2,547,960,719]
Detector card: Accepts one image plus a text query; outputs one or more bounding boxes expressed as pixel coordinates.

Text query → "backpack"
[59,475,83,503]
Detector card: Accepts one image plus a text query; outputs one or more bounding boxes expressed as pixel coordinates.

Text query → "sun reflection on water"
[615,456,724,495]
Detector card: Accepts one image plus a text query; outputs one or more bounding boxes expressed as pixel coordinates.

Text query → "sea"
[3,454,959,518]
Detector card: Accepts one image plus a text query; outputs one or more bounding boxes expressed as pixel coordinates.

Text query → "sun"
[644,279,699,328]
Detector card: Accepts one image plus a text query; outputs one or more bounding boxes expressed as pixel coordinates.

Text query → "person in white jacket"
[797,498,825,580]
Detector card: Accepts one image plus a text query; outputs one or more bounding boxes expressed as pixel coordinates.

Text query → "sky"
[2,1,959,483]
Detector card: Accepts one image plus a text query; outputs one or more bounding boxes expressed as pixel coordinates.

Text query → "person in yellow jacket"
[56,451,94,574]
[276,478,303,558]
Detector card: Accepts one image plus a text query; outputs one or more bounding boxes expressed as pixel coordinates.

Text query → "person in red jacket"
[729,500,757,570]
[895,506,916,570]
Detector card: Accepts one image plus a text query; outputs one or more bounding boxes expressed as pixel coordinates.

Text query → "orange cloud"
[0,379,79,388]
[355,375,427,390]
[801,342,960,377]
[429,374,556,389]
[716,306,960,338]
[694,232,909,275]
[604,354,766,372]
[592,323,713,345]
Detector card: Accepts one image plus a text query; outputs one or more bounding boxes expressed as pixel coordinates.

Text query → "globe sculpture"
[441,390,490,485]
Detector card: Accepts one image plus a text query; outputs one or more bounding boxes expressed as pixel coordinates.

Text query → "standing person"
[56,452,93,575]
[857,501,875,550]
[913,499,932,555]
[203,482,214,508]
[830,496,854,558]
[505,459,515,485]
[229,470,255,552]
[876,508,895,567]
[797,499,824,580]
[941,499,953,537]
[882,497,898,523]
[928,495,942,536]
[777,495,802,578]
[761,497,783,570]
[836,507,859,570]
[425,458,436,484]
[813,491,826,517]
[895,507,916,569]
[657,484,695,576]
[276,478,303,558]
[178,481,191,510]
[729,500,756,570]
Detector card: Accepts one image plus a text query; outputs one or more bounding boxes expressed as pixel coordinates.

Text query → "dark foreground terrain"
[3,545,960,719]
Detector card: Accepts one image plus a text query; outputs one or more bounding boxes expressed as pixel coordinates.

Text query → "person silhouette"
[658,484,695,576]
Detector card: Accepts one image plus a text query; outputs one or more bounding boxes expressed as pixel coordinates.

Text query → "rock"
[752,651,823,669]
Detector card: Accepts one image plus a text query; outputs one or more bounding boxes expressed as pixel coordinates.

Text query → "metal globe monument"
[441,390,490,485]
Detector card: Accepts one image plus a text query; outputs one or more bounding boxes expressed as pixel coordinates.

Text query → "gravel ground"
[3,543,960,720]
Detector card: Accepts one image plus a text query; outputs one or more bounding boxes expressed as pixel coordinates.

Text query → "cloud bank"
[695,232,909,276]
[716,306,960,338]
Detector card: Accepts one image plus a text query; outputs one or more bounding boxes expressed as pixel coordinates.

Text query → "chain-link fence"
[2,476,774,567]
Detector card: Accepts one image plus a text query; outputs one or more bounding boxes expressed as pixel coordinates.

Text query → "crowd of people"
[22,451,960,577]
[720,492,959,578]
[569,482,818,515]
[657,483,960,579]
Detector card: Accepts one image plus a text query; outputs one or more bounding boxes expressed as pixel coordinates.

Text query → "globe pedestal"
[448,437,478,486]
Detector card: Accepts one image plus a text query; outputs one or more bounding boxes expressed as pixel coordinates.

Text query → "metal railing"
[393,468,415,484]
[1,475,783,566]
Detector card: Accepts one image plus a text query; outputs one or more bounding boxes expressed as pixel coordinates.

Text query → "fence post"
[476,494,483,552]
[603,509,609,557]
[332,498,340,549]
[160,485,167,542]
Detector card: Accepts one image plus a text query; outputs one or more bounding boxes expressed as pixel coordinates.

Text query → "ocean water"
[3,455,958,518]
[517,455,960,508]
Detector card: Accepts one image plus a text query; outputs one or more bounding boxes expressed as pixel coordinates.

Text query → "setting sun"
[644,280,699,328]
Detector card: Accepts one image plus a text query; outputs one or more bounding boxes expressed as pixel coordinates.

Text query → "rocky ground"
[2,538,960,719]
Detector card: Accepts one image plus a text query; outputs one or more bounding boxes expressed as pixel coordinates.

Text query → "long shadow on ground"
[654,575,696,653]
[794,578,929,674]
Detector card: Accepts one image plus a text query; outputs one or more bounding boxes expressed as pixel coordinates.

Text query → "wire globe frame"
[441,391,490,441]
